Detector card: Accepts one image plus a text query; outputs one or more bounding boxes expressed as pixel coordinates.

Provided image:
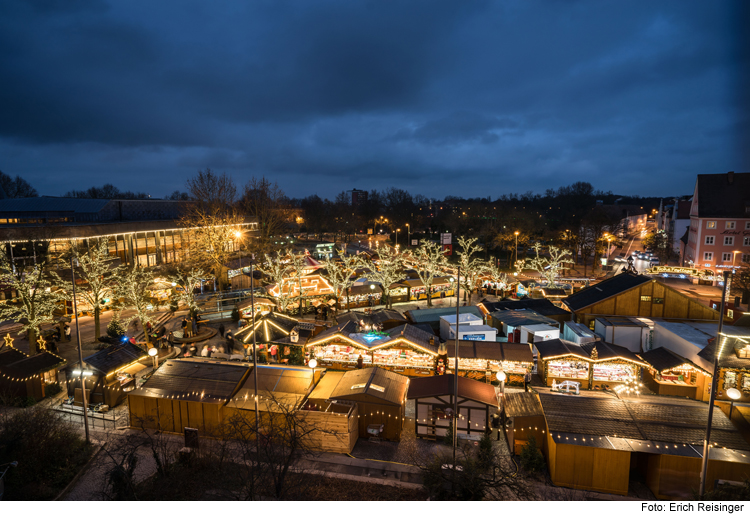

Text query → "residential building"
[682,172,750,271]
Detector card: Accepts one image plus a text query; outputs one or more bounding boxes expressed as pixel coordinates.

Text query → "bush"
[107,315,126,339]
[288,347,305,366]
[519,435,546,474]
[45,382,62,396]
[0,407,92,500]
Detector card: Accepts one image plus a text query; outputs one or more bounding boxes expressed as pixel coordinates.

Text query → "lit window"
[705,236,714,245]
[746,222,750,230]
[743,254,750,263]
[726,221,736,229]
[722,253,732,262]
[724,236,734,246]
[706,221,716,229]
[640,296,651,302]
[728,310,734,319]
[370,384,385,392]
[703,252,713,261]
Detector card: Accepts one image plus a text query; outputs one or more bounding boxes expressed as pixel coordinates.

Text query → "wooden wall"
[296,405,359,453]
[414,395,492,439]
[575,280,719,326]
[355,401,404,441]
[508,415,547,455]
[545,435,631,495]
[128,395,224,435]
[646,453,750,500]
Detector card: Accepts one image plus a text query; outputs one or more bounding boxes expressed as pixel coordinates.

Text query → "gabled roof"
[407,374,499,408]
[227,365,315,410]
[479,298,569,317]
[235,312,305,345]
[405,306,483,324]
[504,392,544,418]
[82,342,147,375]
[490,309,559,328]
[563,272,651,312]
[638,347,711,375]
[335,309,407,329]
[580,341,646,365]
[535,339,590,361]
[307,322,439,354]
[0,347,67,379]
[698,337,750,370]
[444,340,534,364]
[694,173,750,218]
[329,367,408,405]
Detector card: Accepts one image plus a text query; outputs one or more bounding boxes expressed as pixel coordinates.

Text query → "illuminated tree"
[0,243,67,354]
[521,243,574,287]
[322,248,362,311]
[482,261,512,297]
[116,266,156,334]
[456,236,485,303]
[68,239,122,342]
[361,245,406,309]
[260,253,295,313]
[410,240,448,308]
[167,265,208,312]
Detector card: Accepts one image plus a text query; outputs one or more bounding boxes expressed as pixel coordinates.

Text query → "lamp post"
[406,224,410,246]
[496,371,507,402]
[699,269,732,498]
[148,347,158,368]
[70,254,90,444]
[727,387,741,421]
[396,228,400,247]
[514,231,520,266]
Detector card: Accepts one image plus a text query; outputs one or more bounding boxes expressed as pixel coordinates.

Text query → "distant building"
[683,172,750,271]
[347,188,368,209]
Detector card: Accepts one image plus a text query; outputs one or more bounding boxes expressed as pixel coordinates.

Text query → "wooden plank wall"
[647,454,750,500]
[512,415,547,455]
[355,402,403,441]
[547,438,630,495]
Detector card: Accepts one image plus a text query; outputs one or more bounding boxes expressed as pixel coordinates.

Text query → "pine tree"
[107,314,126,339]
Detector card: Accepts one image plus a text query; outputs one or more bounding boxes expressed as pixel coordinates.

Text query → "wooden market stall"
[307,322,440,377]
[698,335,750,404]
[443,341,535,384]
[234,311,320,363]
[408,374,500,440]
[335,308,408,331]
[638,347,711,401]
[306,367,408,441]
[67,341,150,408]
[503,392,545,455]
[401,277,455,302]
[0,341,67,401]
[128,359,250,434]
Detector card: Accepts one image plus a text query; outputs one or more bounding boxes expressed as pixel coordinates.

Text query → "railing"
[53,404,118,430]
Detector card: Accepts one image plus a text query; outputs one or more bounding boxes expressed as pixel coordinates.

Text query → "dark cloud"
[0,0,745,199]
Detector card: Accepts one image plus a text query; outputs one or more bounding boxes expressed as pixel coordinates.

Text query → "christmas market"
[638,346,712,400]
[0,334,67,401]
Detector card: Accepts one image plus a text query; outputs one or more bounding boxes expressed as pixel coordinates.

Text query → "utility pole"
[70,254,90,444]
[452,265,460,493]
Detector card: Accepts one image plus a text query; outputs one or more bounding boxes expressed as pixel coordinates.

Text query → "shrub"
[45,382,62,396]
[519,435,546,474]
[107,315,126,339]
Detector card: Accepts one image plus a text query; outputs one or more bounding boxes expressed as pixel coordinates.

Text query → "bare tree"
[240,176,293,254]
[521,243,574,286]
[166,264,208,312]
[116,265,156,334]
[0,242,67,354]
[410,240,449,308]
[361,245,407,309]
[456,236,485,303]
[261,253,296,313]
[322,248,361,311]
[482,261,511,297]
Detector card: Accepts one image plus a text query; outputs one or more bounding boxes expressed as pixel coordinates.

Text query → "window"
[653,297,664,304]
[746,221,750,230]
[728,309,734,319]
[705,236,715,245]
[722,253,732,262]
[724,236,734,245]
[707,221,716,229]
[726,221,736,229]
[743,254,750,263]
[703,252,713,261]
[640,295,651,302]
[744,237,750,246]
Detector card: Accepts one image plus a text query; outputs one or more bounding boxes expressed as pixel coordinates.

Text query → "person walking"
[64,324,71,341]
[524,371,532,392]
[167,331,175,351]
[226,331,234,355]
[218,323,225,338]
[191,317,198,338]
[180,343,188,357]
[181,317,188,337]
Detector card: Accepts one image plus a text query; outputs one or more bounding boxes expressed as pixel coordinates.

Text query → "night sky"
[1,1,748,200]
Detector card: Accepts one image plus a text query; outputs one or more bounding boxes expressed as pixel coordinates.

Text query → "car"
[649,257,660,265]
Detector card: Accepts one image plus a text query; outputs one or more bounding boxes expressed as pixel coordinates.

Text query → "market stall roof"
[540,288,567,298]
[504,392,544,418]
[638,347,711,375]
[535,338,646,366]
[227,365,315,410]
[698,335,750,371]
[237,297,277,311]
[235,312,308,345]
[401,277,454,289]
[407,374,500,408]
[0,347,67,380]
[490,309,559,328]
[595,316,650,328]
[562,272,651,313]
[535,339,589,361]
[538,392,750,452]
[336,308,407,329]
[443,340,534,364]
[130,359,250,403]
[405,306,483,325]
[307,371,345,401]
[328,367,409,405]
[308,322,439,354]
[579,341,647,366]
[478,298,569,318]
[347,282,384,296]
[80,342,148,376]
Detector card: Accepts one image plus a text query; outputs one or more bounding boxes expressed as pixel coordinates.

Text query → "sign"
[411,239,418,246]
[462,334,486,341]
[443,244,452,256]
[441,233,452,245]
[367,228,373,235]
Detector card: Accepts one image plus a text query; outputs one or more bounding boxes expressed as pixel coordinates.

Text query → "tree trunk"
[94,305,101,343]
[28,328,37,355]
[426,285,433,307]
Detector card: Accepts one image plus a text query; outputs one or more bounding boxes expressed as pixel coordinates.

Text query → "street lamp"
[727,387,741,420]
[308,358,317,369]
[406,224,410,245]
[148,347,158,368]
[514,231,519,264]
[396,228,400,246]
[496,371,507,404]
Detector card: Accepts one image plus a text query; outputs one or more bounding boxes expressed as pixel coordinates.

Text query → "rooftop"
[407,374,500,408]
[563,272,651,313]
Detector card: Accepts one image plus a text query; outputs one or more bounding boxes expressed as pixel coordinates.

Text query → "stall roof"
[0,348,67,379]
[329,367,409,405]
[407,374,499,408]
[405,306,483,325]
[479,298,569,317]
[698,335,750,371]
[307,371,345,401]
[130,359,250,403]
[444,340,534,364]
[638,347,710,375]
[82,342,148,375]
[535,339,589,361]
[504,392,544,418]
[563,272,652,313]
[335,309,407,328]
[490,310,559,328]
[235,312,310,345]
[595,316,650,328]
[227,365,315,410]
[580,341,646,365]
[308,322,439,354]
[538,393,750,452]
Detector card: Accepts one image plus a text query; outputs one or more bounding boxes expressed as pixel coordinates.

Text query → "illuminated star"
[36,335,47,351]
[3,333,14,348]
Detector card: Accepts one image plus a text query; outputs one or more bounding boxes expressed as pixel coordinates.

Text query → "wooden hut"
[478,298,571,326]
[335,308,408,331]
[503,392,545,455]
[306,367,408,441]
[67,341,150,408]
[698,335,750,404]
[405,306,484,335]
[443,341,534,384]
[128,359,251,434]
[0,342,66,401]
[638,347,711,401]
[407,374,500,440]
[563,271,720,328]
[234,312,318,362]
[538,392,750,498]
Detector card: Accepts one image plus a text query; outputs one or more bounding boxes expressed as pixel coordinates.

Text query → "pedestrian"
[181,343,188,357]
[146,321,152,334]
[191,318,198,338]
[219,323,225,338]
[524,371,531,392]
[167,331,174,351]
[226,332,234,354]
[356,354,364,369]
[64,324,71,341]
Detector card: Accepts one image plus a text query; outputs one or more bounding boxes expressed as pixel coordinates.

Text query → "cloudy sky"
[1,0,747,200]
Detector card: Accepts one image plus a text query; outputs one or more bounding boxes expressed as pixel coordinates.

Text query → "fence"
[53,404,118,430]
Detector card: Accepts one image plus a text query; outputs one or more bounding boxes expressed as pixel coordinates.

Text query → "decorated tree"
[260,253,296,313]
[67,239,122,342]
[409,240,448,307]
[284,250,309,317]
[322,248,361,311]
[361,244,406,309]
[0,243,67,354]
[116,265,156,334]
[521,243,574,287]
[482,261,512,298]
[167,264,208,312]
[456,236,485,303]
